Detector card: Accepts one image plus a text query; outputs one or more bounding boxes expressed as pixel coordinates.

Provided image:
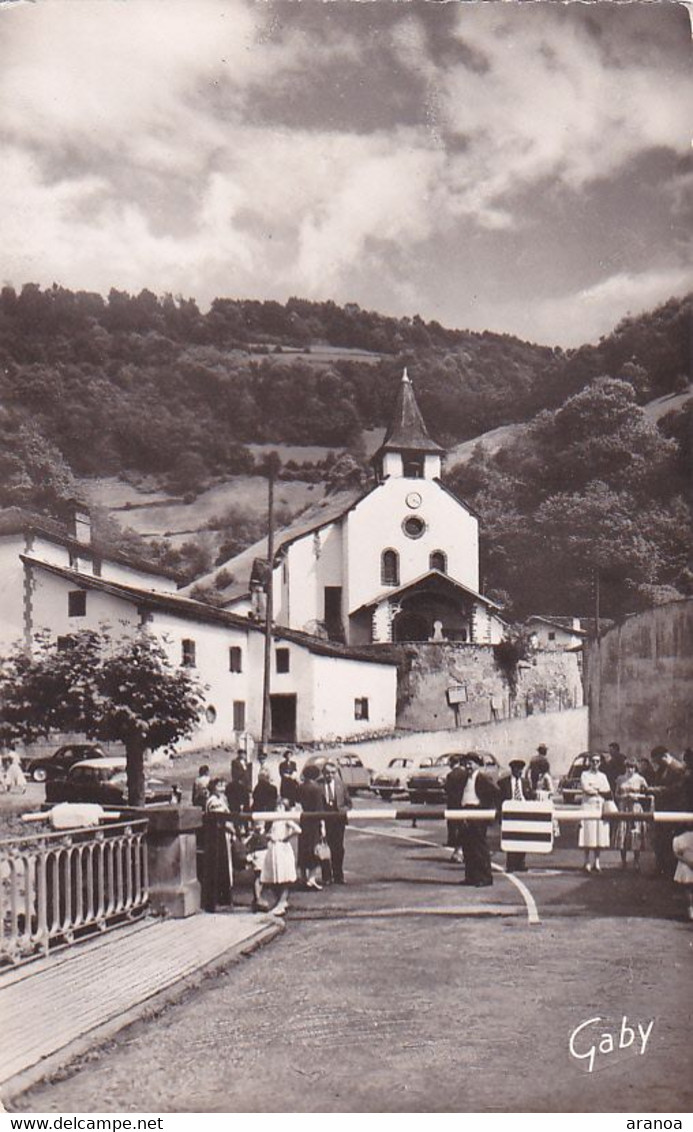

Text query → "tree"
[531,377,676,495]
[0,628,205,806]
[0,414,77,513]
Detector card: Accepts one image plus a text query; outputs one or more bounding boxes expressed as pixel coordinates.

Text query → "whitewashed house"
[214,370,505,647]
[525,615,587,651]
[0,507,397,747]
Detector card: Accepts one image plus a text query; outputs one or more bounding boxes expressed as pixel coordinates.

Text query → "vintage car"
[301,752,372,794]
[556,752,610,804]
[371,757,434,801]
[20,743,107,784]
[406,751,501,805]
[45,758,175,807]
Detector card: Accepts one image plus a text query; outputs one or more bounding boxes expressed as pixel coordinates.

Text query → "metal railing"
[0,819,149,968]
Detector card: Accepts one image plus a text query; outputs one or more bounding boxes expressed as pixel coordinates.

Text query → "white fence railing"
[0,819,149,968]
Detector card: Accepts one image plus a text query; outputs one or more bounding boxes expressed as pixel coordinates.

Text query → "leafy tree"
[0,628,205,807]
[530,377,676,496]
[0,413,76,513]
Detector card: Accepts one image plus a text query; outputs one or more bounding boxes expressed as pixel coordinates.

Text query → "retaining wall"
[345,706,588,777]
[394,642,583,730]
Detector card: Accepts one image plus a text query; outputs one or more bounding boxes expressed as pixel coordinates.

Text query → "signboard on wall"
[446,685,468,705]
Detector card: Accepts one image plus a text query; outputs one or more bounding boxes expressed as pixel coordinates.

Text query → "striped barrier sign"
[501,800,554,854]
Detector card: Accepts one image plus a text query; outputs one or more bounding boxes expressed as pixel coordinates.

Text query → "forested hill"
[0,284,690,622]
[0,285,689,502]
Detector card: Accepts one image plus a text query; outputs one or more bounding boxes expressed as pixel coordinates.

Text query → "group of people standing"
[443,741,693,907]
[577,744,693,879]
[195,749,351,916]
[444,745,559,881]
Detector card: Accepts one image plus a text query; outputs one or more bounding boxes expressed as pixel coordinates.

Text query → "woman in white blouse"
[579,753,612,873]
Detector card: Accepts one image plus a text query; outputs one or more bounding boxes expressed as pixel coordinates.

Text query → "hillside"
[1,286,689,490]
[0,285,690,610]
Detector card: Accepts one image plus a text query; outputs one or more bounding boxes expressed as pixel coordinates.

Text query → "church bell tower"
[372,368,444,483]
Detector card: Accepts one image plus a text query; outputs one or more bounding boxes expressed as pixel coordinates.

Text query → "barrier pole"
[224,808,693,825]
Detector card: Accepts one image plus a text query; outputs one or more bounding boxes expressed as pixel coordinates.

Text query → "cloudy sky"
[0,0,691,346]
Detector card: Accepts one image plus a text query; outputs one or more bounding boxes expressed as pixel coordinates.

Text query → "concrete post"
[143,806,203,918]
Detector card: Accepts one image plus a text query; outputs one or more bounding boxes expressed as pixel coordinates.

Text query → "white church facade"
[0,373,509,750]
[225,370,505,648]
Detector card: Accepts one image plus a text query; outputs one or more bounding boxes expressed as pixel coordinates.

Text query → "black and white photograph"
[0,0,691,1117]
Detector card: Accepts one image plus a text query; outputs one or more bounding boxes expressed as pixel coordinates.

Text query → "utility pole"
[260,452,280,758]
[594,565,601,639]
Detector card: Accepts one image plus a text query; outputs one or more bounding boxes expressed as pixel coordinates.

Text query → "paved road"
[12,805,693,1113]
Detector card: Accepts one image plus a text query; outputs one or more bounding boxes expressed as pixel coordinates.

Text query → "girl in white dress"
[579,754,612,873]
[614,759,650,869]
[260,799,301,916]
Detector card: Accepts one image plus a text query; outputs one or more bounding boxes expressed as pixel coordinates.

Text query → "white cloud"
[431,6,692,226]
[0,0,690,343]
[479,267,693,347]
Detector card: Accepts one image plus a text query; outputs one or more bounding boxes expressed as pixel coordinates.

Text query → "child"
[260,798,301,916]
[3,752,27,794]
[245,820,270,912]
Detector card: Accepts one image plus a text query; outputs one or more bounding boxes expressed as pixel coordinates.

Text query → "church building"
[223,370,505,647]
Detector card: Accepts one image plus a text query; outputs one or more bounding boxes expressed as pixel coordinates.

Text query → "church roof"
[375,369,444,457]
[182,485,375,604]
[352,569,503,615]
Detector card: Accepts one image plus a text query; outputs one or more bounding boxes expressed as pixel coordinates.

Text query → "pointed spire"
[376,368,444,457]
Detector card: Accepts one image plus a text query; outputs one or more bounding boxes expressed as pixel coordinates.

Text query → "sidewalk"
[0,911,283,1103]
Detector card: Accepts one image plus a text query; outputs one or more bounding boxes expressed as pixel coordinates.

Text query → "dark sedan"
[45,758,174,807]
[20,743,107,783]
[406,751,501,804]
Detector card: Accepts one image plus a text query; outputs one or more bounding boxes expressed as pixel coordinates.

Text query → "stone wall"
[392,642,583,731]
[586,598,693,760]
[344,707,588,777]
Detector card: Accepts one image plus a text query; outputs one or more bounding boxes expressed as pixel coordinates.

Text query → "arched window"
[429,550,447,573]
[381,549,400,586]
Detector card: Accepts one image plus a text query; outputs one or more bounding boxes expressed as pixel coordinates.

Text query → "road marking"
[491,863,540,926]
[348,825,540,926]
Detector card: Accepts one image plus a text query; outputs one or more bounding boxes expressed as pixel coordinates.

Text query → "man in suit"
[279,749,299,803]
[458,752,500,887]
[649,745,687,877]
[252,769,278,813]
[322,761,352,885]
[445,755,468,863]
[498,759,534,873]
[227,749,252,816]
[604,741,627,794]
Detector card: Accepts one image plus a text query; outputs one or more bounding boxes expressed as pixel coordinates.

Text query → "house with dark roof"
[1,505,397,747]
[0,504,178,657]
[525,615,588,651]
[206,369,505,648]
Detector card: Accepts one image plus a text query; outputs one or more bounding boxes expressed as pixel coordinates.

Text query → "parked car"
[301,753,372,794]
[371,758,415,801]
[557,752,598,804]
[45,758,175,807]
[371,757,436,800]
[20,743,107,784]
[406,751,501,804]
